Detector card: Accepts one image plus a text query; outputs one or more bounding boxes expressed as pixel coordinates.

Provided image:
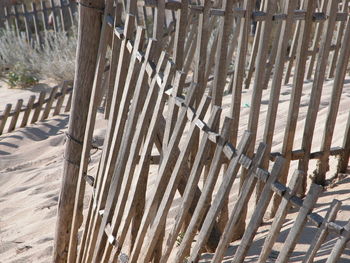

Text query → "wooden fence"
[0,81,73,135]
[54,0,350,262]
[0,0,78,46]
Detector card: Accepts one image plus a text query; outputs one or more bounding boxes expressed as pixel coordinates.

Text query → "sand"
[0,76,349,262]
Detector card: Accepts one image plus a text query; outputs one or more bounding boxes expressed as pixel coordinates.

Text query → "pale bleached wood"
[284,0,304,85]
[8,99,23,133]
[297,0,339,191]
[328,0,349,78]
[90,40,162,263]
[67,1,116,261]
[230,156,285,263]
[276,184,323,263]
[315,14,350,183]
[99,53,173,263]
[258,0,298,201]
[258,170,304,263]
[244,0,265,90]
[41,86,58,120]
[237,0,278,238]
[80,14,138,263]
[53,0,105,261]
[176,129,251,263]
[160,106,222,263]
[305,0,328,80]
[0,104,12,135]
[211,0,236,107]
[303,199,342,263]
[229,0,254,147]
[20,95,35,128]
[31,91,46,124]
[138,106,222,263]
[104,5,123,120]
[162,0,190,149]
[197,142,266,263]
[325,219,350,263]
[112,85,199,259]
[270,0,316,218]
[128,95,212,263]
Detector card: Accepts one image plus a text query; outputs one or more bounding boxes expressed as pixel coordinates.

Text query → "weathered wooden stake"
[53,0,105,262]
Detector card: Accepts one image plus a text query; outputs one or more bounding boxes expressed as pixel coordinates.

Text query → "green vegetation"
[0,27,77,88]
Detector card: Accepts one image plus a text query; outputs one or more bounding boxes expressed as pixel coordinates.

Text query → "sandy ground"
[0,77,349,262]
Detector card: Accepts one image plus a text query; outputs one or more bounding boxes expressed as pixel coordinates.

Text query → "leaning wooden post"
[53,1,105,262]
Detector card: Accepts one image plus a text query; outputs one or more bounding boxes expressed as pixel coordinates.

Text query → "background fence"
[0,0,78,47]
[0,81,73,135]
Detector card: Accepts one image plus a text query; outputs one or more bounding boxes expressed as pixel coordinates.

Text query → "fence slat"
[41,86,58,120]
[0,104,12,135]
[270,0,317,217]
[297,0,339,190]
[20,95,36,128]
[328,0,349,78]
[41,0,49,31]
[231,156,285,263]
[79,14,137,263]
[53,82,69,115]
[303,199,342,263]
[31,91,46,123]
[325,219,350,263]
[199,142,266,263]
[258,170,304,263]
[22,3,32,43]
[8,99,23,132]
[176,130,251,262]
[128,95,212,263]
[315,13,350,182]
[31,2,42,48]
[275,184,323,263]
[50,0,58,32]
[139,106,221,263]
